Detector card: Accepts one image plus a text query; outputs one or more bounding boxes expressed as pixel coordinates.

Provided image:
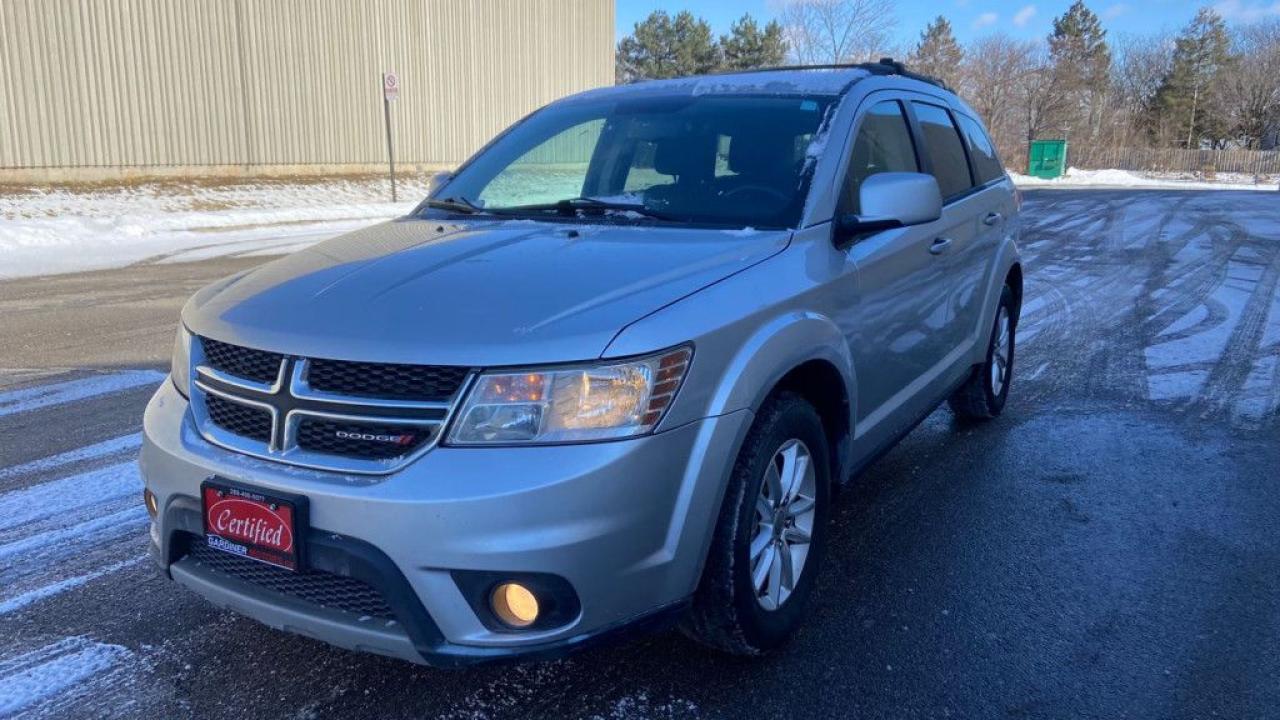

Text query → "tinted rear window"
[911,102,973,200]
[957,114,1005,185]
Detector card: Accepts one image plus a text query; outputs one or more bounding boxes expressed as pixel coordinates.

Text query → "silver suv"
[141,61,1022,665]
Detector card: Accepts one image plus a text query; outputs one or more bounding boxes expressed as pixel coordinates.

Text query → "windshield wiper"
[424,196,486,215]
[489,197,675,221]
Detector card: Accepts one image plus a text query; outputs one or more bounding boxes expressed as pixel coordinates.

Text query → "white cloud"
[1213,0,1280,21]
[1013,4,1037,26]
[955,0,972,7]
[973,11,999,28]
[1102,3,1130,19]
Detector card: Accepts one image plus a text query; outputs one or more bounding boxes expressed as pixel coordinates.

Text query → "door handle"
[982,212,1003,227]
[929,237,953,255]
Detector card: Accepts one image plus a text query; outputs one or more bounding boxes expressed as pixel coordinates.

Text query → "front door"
[834,97,953,447]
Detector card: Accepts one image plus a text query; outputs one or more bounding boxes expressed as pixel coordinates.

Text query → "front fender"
[704,310,856,424]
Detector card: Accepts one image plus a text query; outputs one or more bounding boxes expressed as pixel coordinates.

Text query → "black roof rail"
[720,58,952,93]
[859,57,952,92]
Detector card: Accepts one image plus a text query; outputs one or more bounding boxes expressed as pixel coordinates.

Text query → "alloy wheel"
[990,305,1011,396]
[750,438,817,611]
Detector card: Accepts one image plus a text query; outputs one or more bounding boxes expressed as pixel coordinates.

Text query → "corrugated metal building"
[0,0,615,182]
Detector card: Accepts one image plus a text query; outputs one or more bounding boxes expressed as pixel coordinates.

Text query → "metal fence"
[1069,146,1280,176]
[0,0,614,180]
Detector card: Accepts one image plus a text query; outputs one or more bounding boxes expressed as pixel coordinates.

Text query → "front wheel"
[680,392,831,655]
[949,284,1016,420]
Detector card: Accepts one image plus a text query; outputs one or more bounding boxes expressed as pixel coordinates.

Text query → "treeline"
[617,2,1280,168]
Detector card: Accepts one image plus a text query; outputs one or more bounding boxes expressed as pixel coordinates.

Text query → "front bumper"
[140,380,752,665]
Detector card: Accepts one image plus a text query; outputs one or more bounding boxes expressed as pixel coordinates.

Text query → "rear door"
[954,113,1014,346]
[906,100,982,374]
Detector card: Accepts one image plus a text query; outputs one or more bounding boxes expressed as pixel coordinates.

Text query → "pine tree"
[1152,8,1234,147]
[1047,0,1111,139]
[908,17,963,88]
[721,14,788,71]
[616,11,722,83]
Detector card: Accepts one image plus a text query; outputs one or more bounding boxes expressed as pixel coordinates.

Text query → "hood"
[184,217,788,366]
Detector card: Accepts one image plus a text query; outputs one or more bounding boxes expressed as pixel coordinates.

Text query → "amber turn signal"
[143,488,159,518]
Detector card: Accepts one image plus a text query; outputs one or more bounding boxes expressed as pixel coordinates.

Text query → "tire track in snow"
[1194,238,1280,422]
[0,371,163,417]
[0,461,141,533]
[0,382,150,616]
[0,637,142,718]
[0,556,145,616]
[0,434,140,481]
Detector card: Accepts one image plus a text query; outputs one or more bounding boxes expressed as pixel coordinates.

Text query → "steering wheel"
[722,184,789,203]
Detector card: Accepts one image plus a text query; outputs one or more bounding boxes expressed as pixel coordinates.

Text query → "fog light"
[490,582,539,628]
[143,489,158,518]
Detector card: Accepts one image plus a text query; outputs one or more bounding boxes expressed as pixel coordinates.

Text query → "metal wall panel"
[0,0,614,172]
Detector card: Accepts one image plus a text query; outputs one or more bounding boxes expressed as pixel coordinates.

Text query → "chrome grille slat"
[189,336,471,474]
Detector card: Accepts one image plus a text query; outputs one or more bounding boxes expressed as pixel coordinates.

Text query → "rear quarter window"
[956,114,1005,185]
[911,102,974,200]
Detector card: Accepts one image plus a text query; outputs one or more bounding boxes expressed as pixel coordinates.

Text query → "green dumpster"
[1028,139,1068,179]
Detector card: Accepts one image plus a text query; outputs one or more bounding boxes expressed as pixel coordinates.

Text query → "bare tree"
[962,34,1038,166]
[779,0,898,65]
[1223,20,1280,148]
[1108,32,1174,147]
[1017,46,1074,154]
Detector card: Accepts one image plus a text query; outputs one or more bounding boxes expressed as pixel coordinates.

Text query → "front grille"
[204,393,272,442]
[307,358,468,402]
[186,540,395,620]
[191,337,469,472]
[202,337,283,385]
[296,418,433,460]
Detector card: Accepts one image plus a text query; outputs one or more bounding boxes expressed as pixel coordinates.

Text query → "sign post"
[382,71,399,202]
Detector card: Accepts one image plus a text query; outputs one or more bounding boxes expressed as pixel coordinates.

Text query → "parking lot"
[1,188,1277,719]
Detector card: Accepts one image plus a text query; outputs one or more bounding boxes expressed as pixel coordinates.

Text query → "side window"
[911,102,974,200]
[957,114,1005,185]
[841,100,919,214]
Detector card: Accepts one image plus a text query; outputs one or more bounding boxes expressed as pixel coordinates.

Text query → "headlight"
[447,346,692,445]
[171,324,192,398]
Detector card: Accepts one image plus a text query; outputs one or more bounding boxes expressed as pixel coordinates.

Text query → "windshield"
[430,94,838,228]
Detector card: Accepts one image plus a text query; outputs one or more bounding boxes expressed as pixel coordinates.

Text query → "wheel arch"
[1005,262,1023,327]
[704,312,857,483]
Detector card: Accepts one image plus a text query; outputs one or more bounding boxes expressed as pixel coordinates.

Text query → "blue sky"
[616,1,1226,47]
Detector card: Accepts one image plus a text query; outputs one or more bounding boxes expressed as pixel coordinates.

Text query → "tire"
[680,391,831,655]
[949,284,1016,421]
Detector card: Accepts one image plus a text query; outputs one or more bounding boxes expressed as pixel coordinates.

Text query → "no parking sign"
[381,71,399,200]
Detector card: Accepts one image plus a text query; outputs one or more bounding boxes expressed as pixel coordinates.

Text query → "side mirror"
[835,172,943,244]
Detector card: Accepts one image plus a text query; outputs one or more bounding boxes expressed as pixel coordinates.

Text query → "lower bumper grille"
[186,540,395,620]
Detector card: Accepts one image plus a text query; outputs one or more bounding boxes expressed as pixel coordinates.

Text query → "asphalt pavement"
[0,189,1277,719]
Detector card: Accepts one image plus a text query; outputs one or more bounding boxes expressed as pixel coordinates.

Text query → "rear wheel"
[949,284,1016,420]
[681,392,830,655]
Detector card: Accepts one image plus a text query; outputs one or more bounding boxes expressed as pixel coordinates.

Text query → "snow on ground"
[0,637,144,718]
[1,166,1276,281]
[1010,166,1279,191]
[0,177,428,279]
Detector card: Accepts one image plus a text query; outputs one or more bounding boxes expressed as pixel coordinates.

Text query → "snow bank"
[1010,166,1279,191]
[0,178,427,279]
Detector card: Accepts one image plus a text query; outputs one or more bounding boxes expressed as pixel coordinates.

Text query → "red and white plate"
[201,479,306,571]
